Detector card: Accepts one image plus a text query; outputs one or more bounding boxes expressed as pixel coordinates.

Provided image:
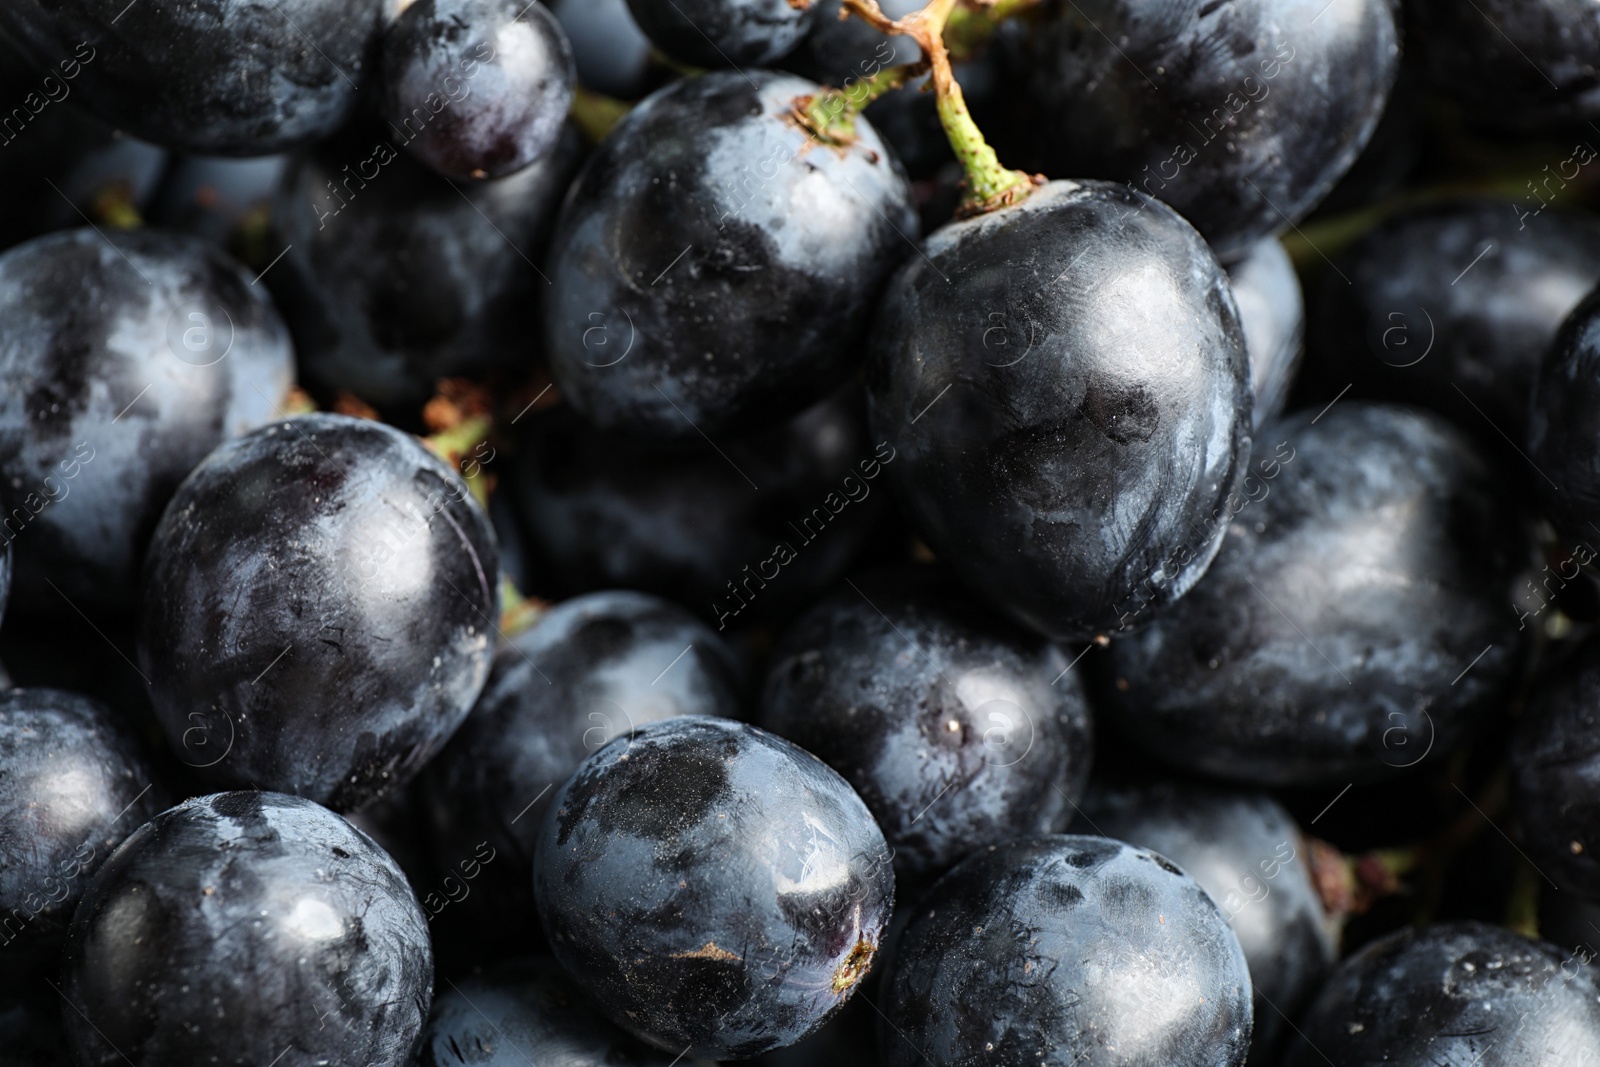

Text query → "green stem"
[794,63,918,147]
[282,386,318,416]
[842,0,1038,215]
[422,414,491,466]
[93,182,143,230]
[1308,838,1418,920]
[570,86,632,144]
[935,79,1035,212]
[498,575,548,638]
[1505,857,1543,939]
[943,0,1039,61]
[422,414,494,509]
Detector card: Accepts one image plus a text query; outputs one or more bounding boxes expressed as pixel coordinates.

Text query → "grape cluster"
[3,0,1600,1065]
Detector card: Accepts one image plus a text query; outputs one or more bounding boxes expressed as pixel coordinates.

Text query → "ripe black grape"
[1313,198,1600,447]
[759,566,1094,879]
[269,119,583,415]
[139,413,498,811]
[418,956,684,1066]
[1074,784,1334,1062]
[508,389,888,625]
[1229,237,1304,430]
[60,791,433,1066]
[783,0,921,84]
[1283,922,1600,1066]
[1105,402,1525,785]
[1511,646,1600,895]
[868,179,1251,641]
[542,70,917,439]
[1529,286,1600,545]
[625,0,818,68]
[0,0,382,155]
[881,835,1252,1066]
[0,688,164,967]
[995,0,1399,259]
[550,0,656,99]
[1411,0,1600,130]
[382,0,575,182]
[535,716,894,1058]
[0,227,294,612]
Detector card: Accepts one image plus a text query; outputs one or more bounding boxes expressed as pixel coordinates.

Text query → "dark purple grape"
[1411,0,1600,130]
[508,389,890,627]
[994,0,1399,260]
[1529,285,1600,545]
[138,413,498,811]
[625,0,818,68]
[759,566,1094,879]
[1313,199,1600,449]
[0,0,383,155]
[419,590,742,949]
[1510,644,1600,896]
[1229,237,1303,430]
[542,70,917,439]
[418,956,684,1066]
[269,119,583,415]
[382,0,575,181]
[881,834,1252,1066]
[1282,922,1600,1066]
[0,227,294,613]
[1103,403,1525,786]
[60,791,432,1066]
[1073,783,1335,1063]
[534,716,894,1058]
[0,688,165,967]
[867,179,1250,642]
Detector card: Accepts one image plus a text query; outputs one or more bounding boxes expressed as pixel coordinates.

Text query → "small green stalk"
[423,414,492,466]
[93,182,143,230]
[499,575,548,638]
[840,0,1039,215]
[795,63,916,147]
[944,0,1039,61]
[422,414,494,509]
[1505,858,1543,939]
[282,386,318,416]
[934,78,1037,213]
[570,86,632,143]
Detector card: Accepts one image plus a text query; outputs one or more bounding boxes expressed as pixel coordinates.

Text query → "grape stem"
[422,413,494,509]
[791,62,923,149]
[943,0,1040,61]
[842,0,1041,215]
[498,575,550,638]
[570,86,632,144]
[1307,838,1419,921]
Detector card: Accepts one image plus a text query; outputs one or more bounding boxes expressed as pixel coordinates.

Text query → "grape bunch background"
[3,0,1600,1064]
